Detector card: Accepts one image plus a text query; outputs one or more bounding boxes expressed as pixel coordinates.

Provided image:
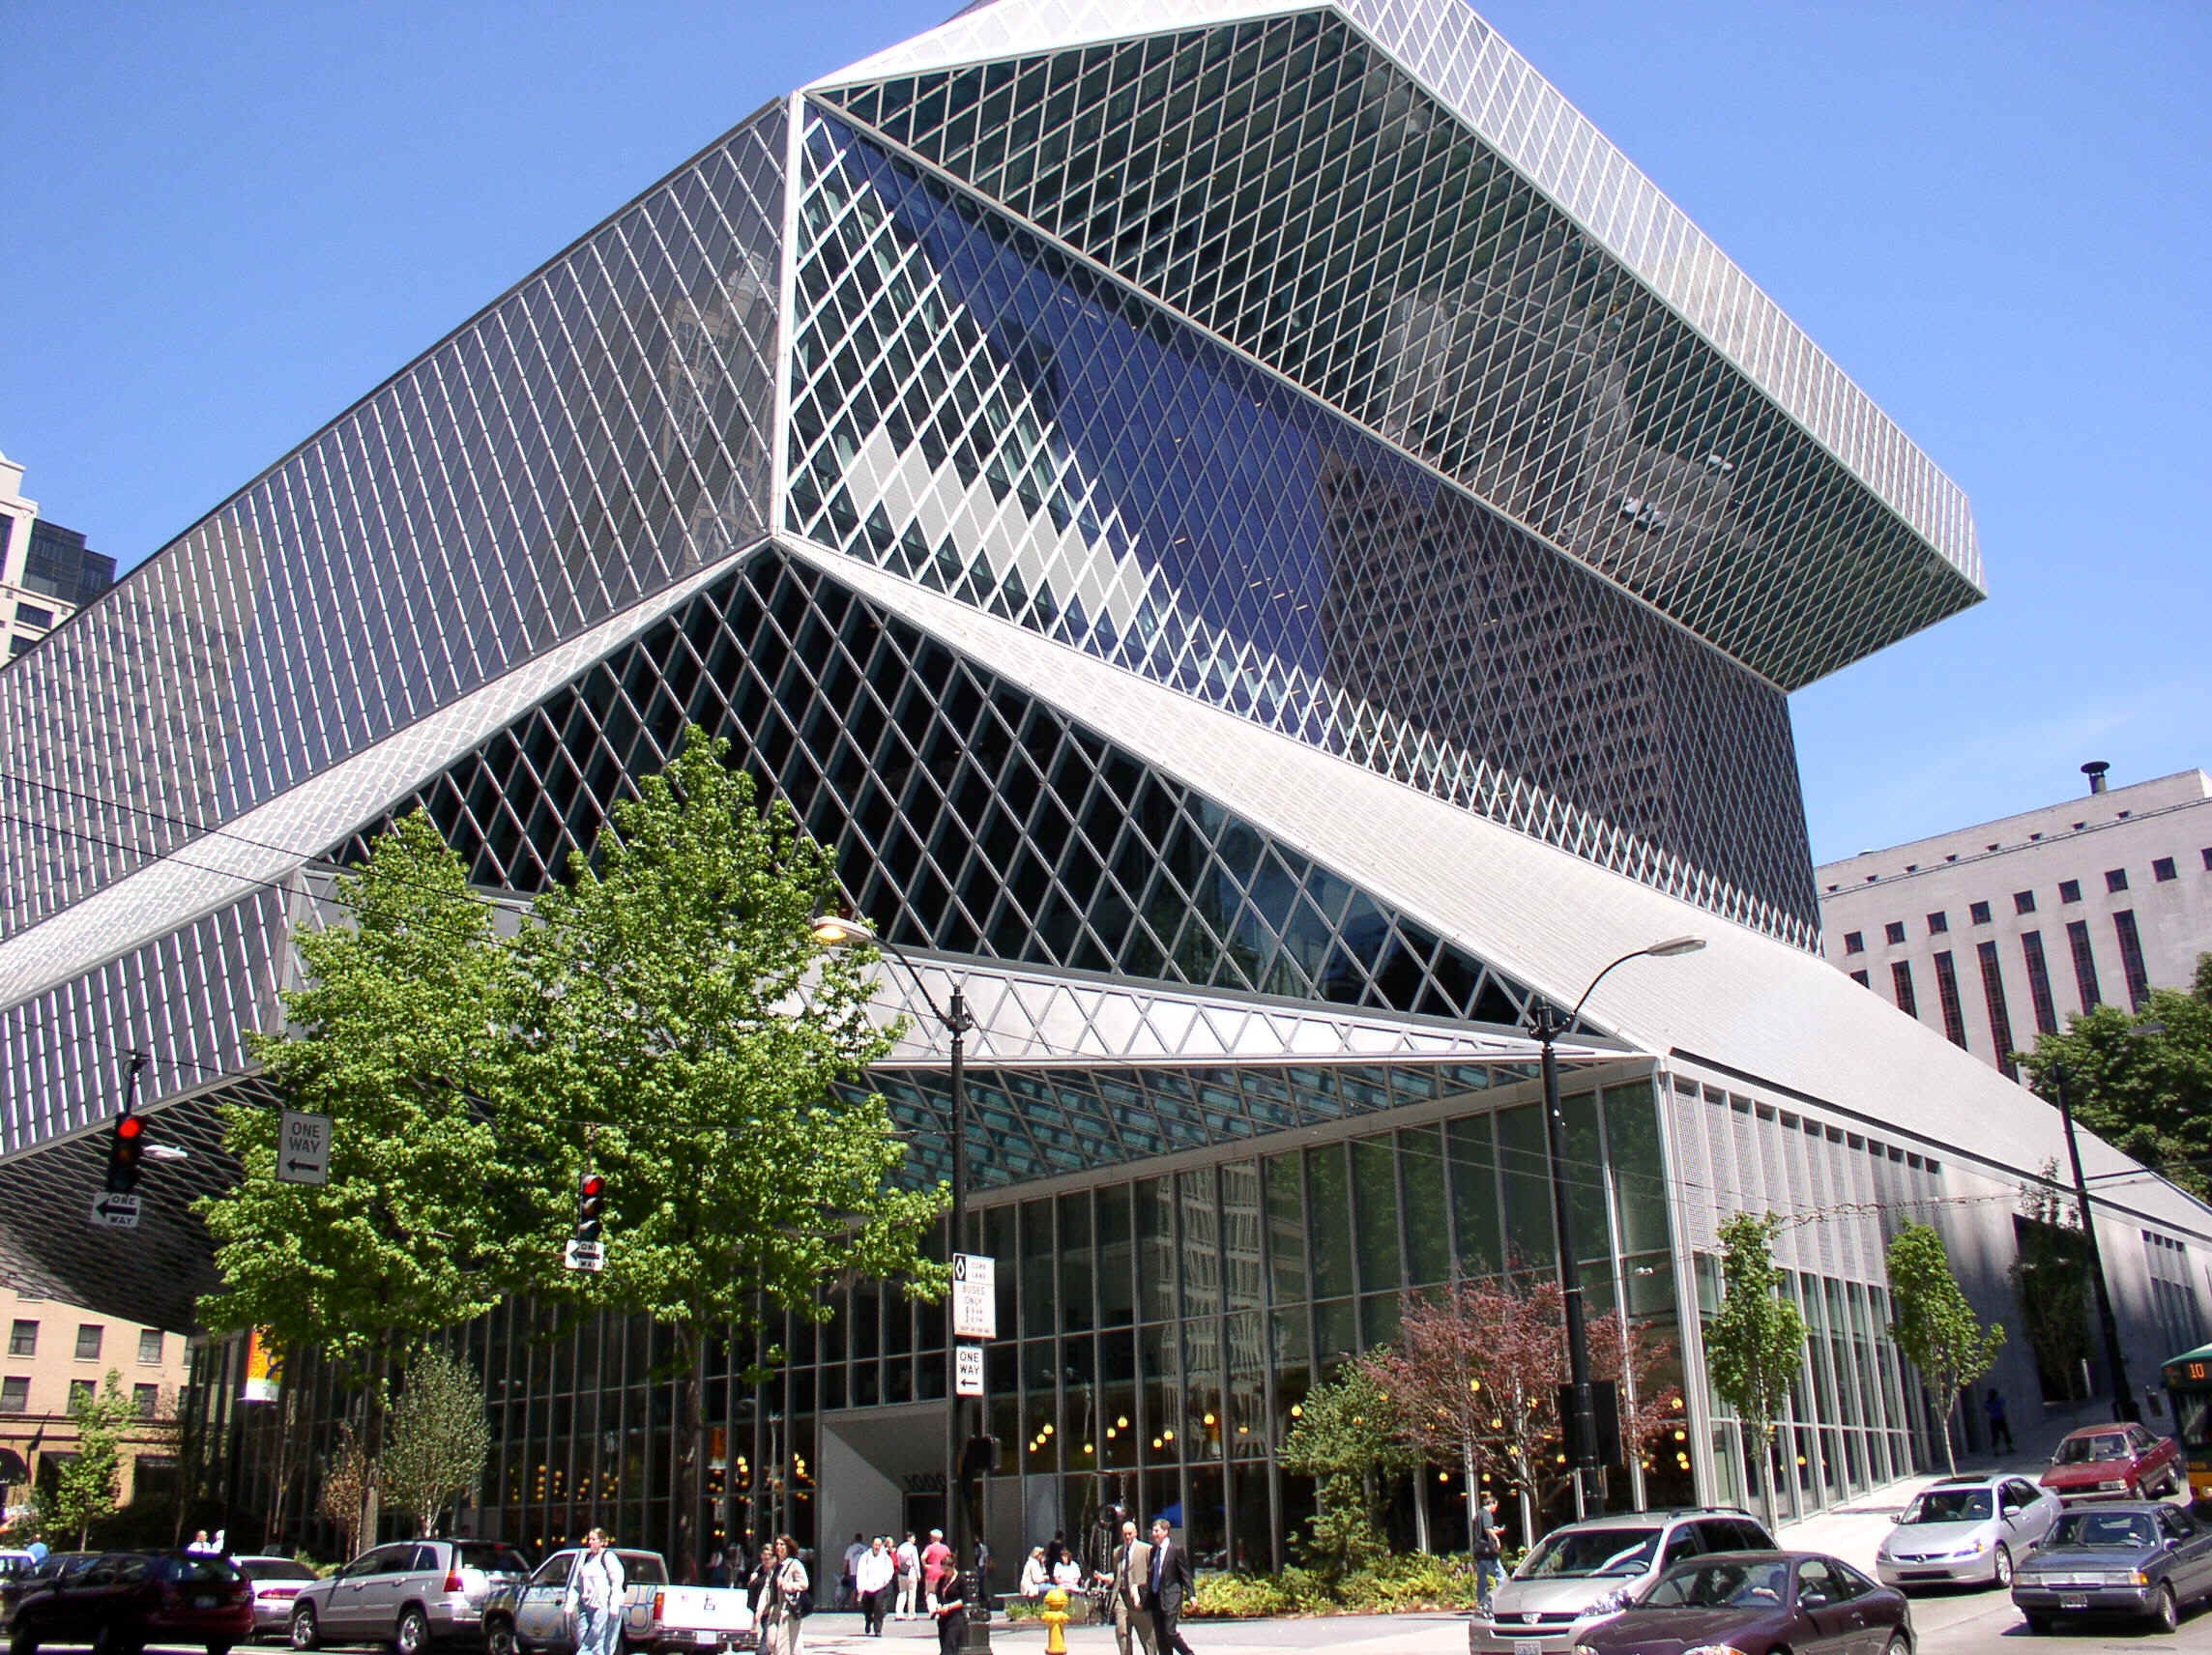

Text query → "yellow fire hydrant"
[1041,1586,1072,1654]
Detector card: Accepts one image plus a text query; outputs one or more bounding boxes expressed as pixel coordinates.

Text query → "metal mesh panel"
[816,11,1980,690]
[0,105,789,943]
[343,548,1551,1028]
[788,110,1818,944]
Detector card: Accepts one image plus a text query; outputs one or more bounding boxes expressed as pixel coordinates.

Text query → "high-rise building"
[1,0,2204,1566]
[1819,767,2212,1077]
[0,451,117,659]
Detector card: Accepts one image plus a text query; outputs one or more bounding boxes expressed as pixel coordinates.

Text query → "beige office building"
[1819,767,2212,1077]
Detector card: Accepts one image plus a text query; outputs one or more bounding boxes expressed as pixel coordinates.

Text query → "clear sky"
[4,0,2206,868]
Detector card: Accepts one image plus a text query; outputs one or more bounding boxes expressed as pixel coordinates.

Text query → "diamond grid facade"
[24,0,2188,1582]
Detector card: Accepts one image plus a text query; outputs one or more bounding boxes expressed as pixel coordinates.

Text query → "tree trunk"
[673,1326,705,1573]
[1756,1428,1779,1532]
[1412,1470,1432,1554]
[1937,1389,1959,1475]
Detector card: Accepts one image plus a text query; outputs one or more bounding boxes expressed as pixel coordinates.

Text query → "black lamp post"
[1527,936,1705,1516]
[813,916,989,1651]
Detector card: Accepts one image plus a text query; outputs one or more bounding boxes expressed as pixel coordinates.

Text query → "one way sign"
[277,1110,332,1186]
[89,1192,141,1230]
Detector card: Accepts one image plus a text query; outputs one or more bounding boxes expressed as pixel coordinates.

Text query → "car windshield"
[455,1544,531,1577]
[2055,1434,2129,1465]
[1903,1489,1993,1524]
[1519,1527,1662,1580]
[241,1559,318,1582]
[1644,1559,1790,1610]
[2050,1512,2155,1550]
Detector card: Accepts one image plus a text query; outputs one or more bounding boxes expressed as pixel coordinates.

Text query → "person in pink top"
[920,1529,953,1611]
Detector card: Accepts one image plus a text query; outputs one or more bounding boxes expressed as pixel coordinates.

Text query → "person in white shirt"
[894,1534,921,1618]
[1051,1553,1083,1592]
[1019,1547,1050,1600]
[855,1536,896,1636]
[566,1529,627,1655]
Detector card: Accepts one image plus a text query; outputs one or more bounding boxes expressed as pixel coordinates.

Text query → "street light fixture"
[1527,936,1705,1517]
[812,915,990,1651]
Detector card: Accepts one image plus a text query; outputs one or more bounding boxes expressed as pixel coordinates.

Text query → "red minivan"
[4,1549,256,1655]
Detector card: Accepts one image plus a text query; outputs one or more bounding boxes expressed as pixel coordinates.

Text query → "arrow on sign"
[89,1192,142,1230]
[284,1159,320,1176]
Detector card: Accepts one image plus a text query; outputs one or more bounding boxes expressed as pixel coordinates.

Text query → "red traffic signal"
[575,1173,606,1242]
[106,1113,147,1194]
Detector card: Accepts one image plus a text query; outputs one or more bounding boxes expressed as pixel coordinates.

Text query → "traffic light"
[574,1173,606,1243]
[106,1113,147,1194]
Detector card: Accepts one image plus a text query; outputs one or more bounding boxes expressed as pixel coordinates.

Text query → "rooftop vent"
[2083,760,2111,795]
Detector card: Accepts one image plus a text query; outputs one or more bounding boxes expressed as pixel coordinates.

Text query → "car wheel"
[212,1643,236,1655]
[290,1606,321,1652]
[2023,1614,2052,1637]
[395,1606,434,1655]
[10,1626,38,1655]
[2151,1582,2180,1635]
[1880,1634,1909,1655]
[485,1620,517,1655]
[1992,1546,2014,1589]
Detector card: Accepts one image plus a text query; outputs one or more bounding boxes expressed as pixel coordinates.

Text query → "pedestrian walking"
[1471,1492,1504,1617]
[760,1534,810,1655]
[841,1533,868,1612]
[921,1527,952,1612]
[1985,1388,2014,1454]
[1143,1519,1195,1655]
[856,1536,896,1636]
[895,1533,921,1618]
[566,1529,628,1655]
[931,1558,968,1655]
[1107,1520,1155,1655]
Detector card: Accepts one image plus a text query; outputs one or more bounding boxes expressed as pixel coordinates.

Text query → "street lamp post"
[2050,1060,2137,1423]
[813,916,989,1652]
[1527,937,1705,1517]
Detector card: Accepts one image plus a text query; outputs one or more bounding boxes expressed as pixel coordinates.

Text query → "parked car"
[482,1548,663,1655]
[288,1538,531,1655]
[2011,1500,2212,1634]
[2041,1422,2183,1501]
[1876,1473,2063,1589]
[2,1548,255,1655]
[1574,1551,1911,1655]
[1469,1508,1777,1655]
[0,1553,92,1631]
[0,1555,36,1584]
[236,1555,322,1641]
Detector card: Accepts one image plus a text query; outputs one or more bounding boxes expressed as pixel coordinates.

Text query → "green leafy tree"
[195,814,526,1358]
[1704,1212,1808,1528]
[1280,1366,1413,1576]
[2009,1168,2090,1404]
[505,728,947,1567]
[1887,1221,2005,1474]
[34,1370,137,1547]
[380,1349,493,1537]
[2018,955,2212,1199]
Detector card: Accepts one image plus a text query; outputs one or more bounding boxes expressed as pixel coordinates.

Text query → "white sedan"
[1876,1474,2063,1590]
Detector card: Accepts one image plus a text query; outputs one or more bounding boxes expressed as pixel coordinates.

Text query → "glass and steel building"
[2,0,2207,1569]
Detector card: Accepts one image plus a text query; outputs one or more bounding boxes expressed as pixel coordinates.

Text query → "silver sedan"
[1876,1474,2062,1589]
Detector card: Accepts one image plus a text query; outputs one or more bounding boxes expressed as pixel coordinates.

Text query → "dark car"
[3,1548,254,1655]
[1573,1552,1911,1655]
[2040,1422,2183,1502]
[2011,1500,2212,1634]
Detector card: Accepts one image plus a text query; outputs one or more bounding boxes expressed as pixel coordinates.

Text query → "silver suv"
[290,1540,531,1655]
[1470,1508,1775,1655]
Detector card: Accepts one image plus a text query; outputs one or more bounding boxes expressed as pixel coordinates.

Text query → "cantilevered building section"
[0,0,2201,1564]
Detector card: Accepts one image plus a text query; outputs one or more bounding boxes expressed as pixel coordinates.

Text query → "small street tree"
[505,728,947,1568]
[379,1349,493,1537]
[318,1422,372,1558]
[1279,1366,1412,1575]
[33,1370,136,1547]
[1887,1221,2006,1473]
[1705,1212,1808,1528]
[2010,1169,2090,1404]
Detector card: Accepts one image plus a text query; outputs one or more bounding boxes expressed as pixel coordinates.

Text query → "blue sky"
[3,0,2206,867]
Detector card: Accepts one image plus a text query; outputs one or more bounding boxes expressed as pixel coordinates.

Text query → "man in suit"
[1107,1520,1155,1655]
[1144,1519,1195,1655]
